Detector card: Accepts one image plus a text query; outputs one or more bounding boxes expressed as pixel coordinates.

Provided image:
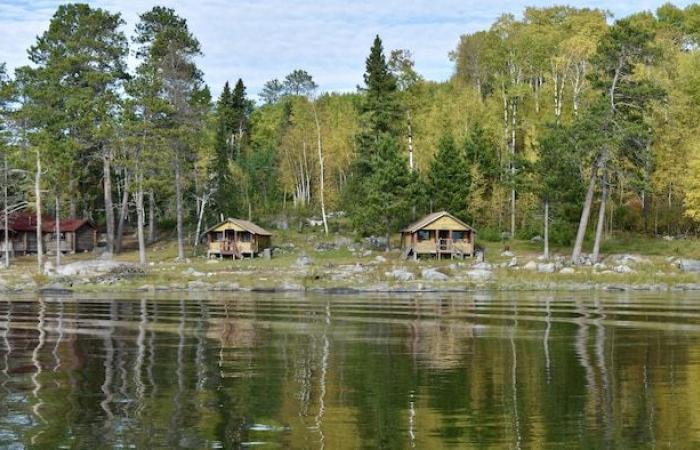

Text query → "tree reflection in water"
[0,292,697,448]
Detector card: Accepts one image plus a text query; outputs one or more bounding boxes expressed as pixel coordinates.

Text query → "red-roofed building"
[4,213,96,255]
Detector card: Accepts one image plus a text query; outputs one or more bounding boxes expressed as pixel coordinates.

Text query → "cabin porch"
[403,229,475,260]
[207,229,260,259]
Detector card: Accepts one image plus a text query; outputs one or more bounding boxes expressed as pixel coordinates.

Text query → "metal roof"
[401,211,475,233]
[204,218,272,236]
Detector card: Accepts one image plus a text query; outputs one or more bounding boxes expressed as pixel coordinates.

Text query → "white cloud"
[0,0,695,99]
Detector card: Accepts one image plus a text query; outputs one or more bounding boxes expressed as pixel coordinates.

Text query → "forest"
[1,3,700,268]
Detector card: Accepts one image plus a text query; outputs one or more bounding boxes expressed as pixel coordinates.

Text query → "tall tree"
[260,79,285,104]
[572,14,663,263]
[21,4,128,256]
[134,6,204,261]
[427,131,471,220]
[346,35,404,233]
[283,70,317,97]
[358,137,418,249]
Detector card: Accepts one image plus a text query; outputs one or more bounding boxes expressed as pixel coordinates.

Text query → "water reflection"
[0,292,699,448]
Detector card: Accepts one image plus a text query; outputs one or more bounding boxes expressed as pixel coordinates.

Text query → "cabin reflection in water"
[1,294,699,449]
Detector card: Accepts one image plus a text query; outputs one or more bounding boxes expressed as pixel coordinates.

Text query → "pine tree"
[358,35,402,155]
[346,35,405,233]
[359,136,418,249]
[212,82,233,214]
[427,132,471,220]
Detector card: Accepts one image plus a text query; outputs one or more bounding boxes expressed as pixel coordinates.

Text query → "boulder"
[314,242,337,251]
[537,263,556,273]
[501,250,514,257]
[523,261,538,271]
[472,262,492,270]
[187,280,208,290]
[508,257,518,268]
[182,267,205,277]
[530,235,544,243]
[295,255,313,268]
[613,264,634,274]
[385,268,415,281]
[467,269,493,281]
[280,281,304,291]
[421,268,449,281]
[374,255,387,263]
[608,254,648,265]
[559,267,575,275]
[213,282,240,291]
[364,236,388,250]
[679,259,700,273]
[54,260,134,277]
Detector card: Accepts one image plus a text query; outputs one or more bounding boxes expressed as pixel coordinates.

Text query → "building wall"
[75,226,96,252]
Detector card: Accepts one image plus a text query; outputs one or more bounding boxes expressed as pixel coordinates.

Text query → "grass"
[0,230,699,293]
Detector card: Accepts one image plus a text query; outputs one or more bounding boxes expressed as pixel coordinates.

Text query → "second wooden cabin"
[205,218,272,259]
[401,211,476,260]
[1,213,97,255]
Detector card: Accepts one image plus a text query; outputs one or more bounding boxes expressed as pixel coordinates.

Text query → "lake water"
[0,292,699,449]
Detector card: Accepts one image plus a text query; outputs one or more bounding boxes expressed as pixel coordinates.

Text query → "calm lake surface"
[1,292,700,449]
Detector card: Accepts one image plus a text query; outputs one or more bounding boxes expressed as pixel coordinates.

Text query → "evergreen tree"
[260,79,285,104]
[358,35,402,154]
[212,82,234,214]
[346,35,405,234]
[134,6,205,260]
[427,131,471,220]
[283,70,317,97]
[359,137,417,249]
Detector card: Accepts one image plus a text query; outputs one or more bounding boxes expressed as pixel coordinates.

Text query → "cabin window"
[417,230,430,241]
[452,231,465,240]
[49,232,66,241]
[216,232,224,241]
[240,232,252,242]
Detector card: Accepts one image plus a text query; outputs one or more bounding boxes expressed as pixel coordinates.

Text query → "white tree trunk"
[3,152,9,268]
[543,198,549,260]
[35,150,43,271]
[54,196,61,268]
[135,183,146,266]
[591,168,608,263]
[572,159,599,264]
[194,192,208,250]
[103,150,115,256]
[312,102,328,235]
[510,100,517,239]
[174,152,185,261]
[115,173,130,254]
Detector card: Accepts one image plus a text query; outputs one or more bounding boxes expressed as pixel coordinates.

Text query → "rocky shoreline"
[1,252,699,296]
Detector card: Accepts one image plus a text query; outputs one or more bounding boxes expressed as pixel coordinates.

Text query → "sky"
[0,0,695,99]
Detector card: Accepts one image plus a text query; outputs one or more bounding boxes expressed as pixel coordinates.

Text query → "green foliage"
[358,36,402,151]
[427,131,471,220]
[352,137,419,244]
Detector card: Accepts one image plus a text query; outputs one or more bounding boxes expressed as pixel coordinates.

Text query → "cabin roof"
[401,211,475,233]
[7,213,93,233]
[205,218,272,236]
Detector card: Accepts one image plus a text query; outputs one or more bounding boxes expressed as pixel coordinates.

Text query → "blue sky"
[0,0,694,99]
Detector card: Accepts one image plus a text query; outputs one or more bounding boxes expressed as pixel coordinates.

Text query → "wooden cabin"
[205,218,272,259]
[7,213,97,255]
[401,211,476,260]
